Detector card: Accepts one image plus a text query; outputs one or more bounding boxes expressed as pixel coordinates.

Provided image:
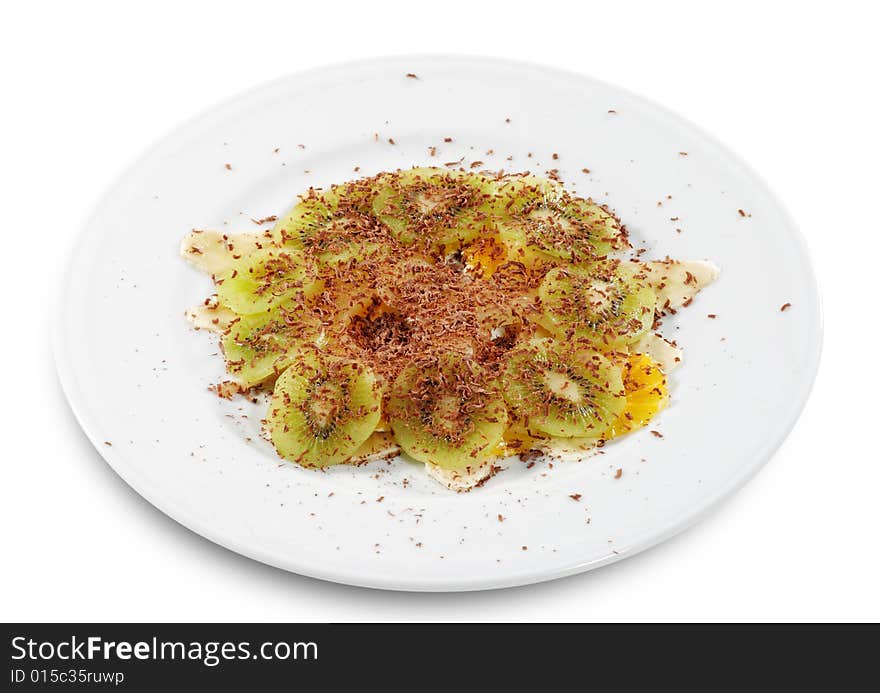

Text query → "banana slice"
[424,460,497,492]
[185,299,236,334]
[640,259,719,312]
[180,229,271,275]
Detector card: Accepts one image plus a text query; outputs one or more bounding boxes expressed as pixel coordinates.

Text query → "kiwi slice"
[275,183,388,265]
[267,351,382,467]
[495,176,625,264]
[537,261,656,347]
[372,168,496,249]
[502,338,626,438]
[221,305,324,387]
[387,353,508,470]
[216,246,320,315]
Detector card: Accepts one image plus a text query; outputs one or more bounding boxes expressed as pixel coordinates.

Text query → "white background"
[2,0,877,622]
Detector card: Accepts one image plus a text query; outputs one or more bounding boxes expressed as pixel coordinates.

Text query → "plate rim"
[52,54,824,592]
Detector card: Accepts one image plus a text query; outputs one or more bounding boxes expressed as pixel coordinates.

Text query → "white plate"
[55,56,821,591]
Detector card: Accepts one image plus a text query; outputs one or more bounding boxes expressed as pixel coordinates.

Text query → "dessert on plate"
[182,167,718,491]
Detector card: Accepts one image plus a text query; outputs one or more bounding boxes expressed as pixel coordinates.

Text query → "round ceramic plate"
[55,56,821,591]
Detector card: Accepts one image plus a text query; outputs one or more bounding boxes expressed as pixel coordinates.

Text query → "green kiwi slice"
[275,183,388,265]
[372,168,496,249]
[216,246,320,315]
[495,176,625,263]
[387,353,508,469]
[537,261,656,347]
[267,351,382,467]
[221,305,324,387]
[502,338,626,438]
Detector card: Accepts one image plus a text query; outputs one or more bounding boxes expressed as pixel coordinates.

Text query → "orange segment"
[610,354,669,438]
[462,236,507,277]
[502,424,543,455]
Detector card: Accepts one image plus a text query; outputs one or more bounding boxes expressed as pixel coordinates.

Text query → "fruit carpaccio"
[181,167,718,491]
